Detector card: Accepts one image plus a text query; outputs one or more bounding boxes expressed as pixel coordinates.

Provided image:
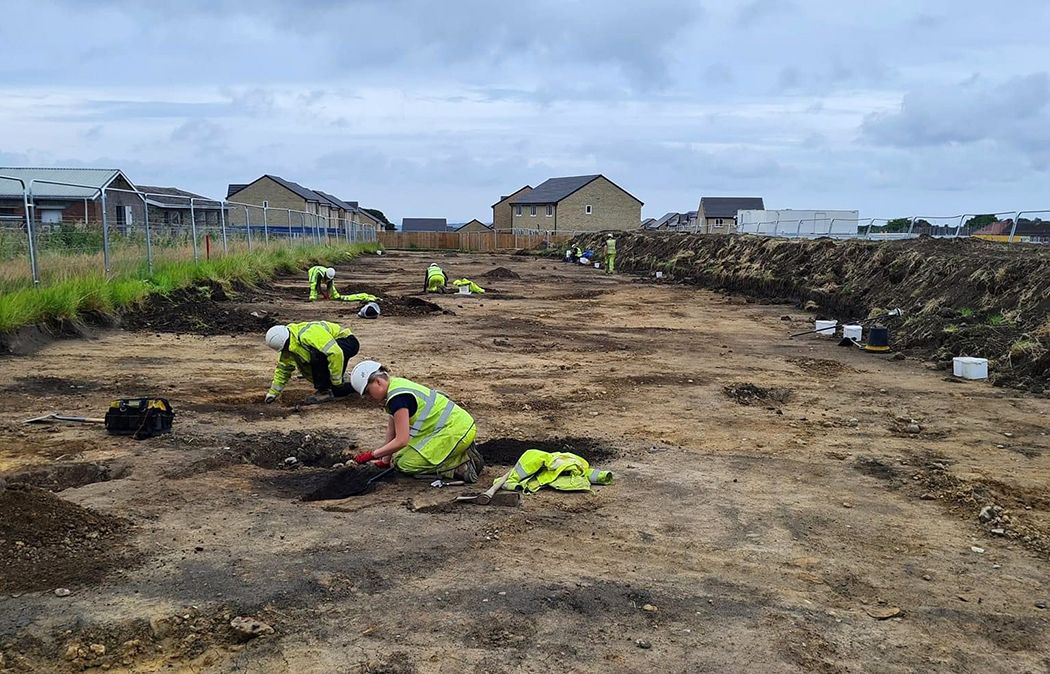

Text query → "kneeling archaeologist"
[424,263,446,293]
[348,360,484,482]
[308,265,342,301]
[264,321,360,404]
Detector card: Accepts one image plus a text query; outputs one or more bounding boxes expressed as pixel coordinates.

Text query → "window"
[530,206,537,216]
[546,205,553,217]
[515,206,522,216]
[715,218,724,225]
[585,205,593,215]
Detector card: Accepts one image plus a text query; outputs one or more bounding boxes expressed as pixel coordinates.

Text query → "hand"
[353,451,375,464]
[264,393,277,404]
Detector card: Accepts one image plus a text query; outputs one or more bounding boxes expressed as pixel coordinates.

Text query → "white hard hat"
[325,267,336,279]
[350,359,384,395]
[358,302,381,319]
[265,325,290,351]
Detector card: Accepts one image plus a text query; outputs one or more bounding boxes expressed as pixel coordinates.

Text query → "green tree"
[363,208,392,227]
[881,218,912,232]
[963,214,997,229]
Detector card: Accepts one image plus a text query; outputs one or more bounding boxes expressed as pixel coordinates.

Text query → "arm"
[329,280,341,300]
[373,408,410,459]
[267,354,296,398]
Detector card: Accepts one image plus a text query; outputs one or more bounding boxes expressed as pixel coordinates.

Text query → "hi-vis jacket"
[268,320,353,397]
[385,377,475,465]
[308,266,341,300]
[426,265,446,291]
[502,450,613,493]
[604,238,617,255]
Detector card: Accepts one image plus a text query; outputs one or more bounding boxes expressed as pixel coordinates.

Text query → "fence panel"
[378,230,571,252]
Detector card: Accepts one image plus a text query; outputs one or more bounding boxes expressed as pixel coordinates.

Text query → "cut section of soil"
[121,283,273,336]
[301,465,392,501]
[0,485,136,593]
[2,461,130,492]
[722,382,793,406]
[168,429,357,477]
[476,437,619,466]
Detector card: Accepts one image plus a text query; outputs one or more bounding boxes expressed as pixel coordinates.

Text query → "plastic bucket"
[815,320,837,337]
[843,324,862,341]
[655,271,664,279]
[458,285,471,295]
[953,357,988,380]
[594,262,601,269]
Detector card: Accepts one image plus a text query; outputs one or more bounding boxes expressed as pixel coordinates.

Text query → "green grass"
[986,313,1010,326]
[958,307,975,318]
[0,242,377,333]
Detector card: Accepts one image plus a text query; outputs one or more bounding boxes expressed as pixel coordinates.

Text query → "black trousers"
[308,335,360,396]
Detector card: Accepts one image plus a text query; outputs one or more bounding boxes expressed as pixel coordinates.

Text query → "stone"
[892,353,905,361]
[922,574,932,581]
[283,456,299,467]
[970,546,985,554]
[1035,601,1046,610]
[1003,432,1014,438]
[642,604,657,612]
[54,588,71,597]
[978,505,996,523]
[65,644,84,661]
[905,424,922,434]
[865,606,901,620]
[89,644,106,657]
[635,639,652,649]
[149,616,173,639]
[230,616,274,641]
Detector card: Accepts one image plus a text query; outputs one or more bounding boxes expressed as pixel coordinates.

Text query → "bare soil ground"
[1,251,1048,673]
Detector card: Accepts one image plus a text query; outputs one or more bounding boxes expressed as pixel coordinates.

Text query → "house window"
[515,206,522,216]
[716,218,723,225]
[585,205,593,215]
[546,205,553,217]
[530,206,537,216]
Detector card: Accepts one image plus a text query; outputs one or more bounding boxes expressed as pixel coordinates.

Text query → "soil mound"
[574,232,1050,392]
[481,267,521,280]
[722,382,792,406]
[477,437,619,466]
[121,282,273,335]
[0,485,135,592]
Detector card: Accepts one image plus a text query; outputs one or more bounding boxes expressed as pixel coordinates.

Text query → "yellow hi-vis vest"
[426,265,446,288]
[605,238,617,255]
[385,377,475,465]
[308,265,341,299]
[268,320,353,396]
[501,450,613,493]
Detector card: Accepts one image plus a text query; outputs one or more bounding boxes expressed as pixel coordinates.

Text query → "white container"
[594,262,601,269]
[842,324,862,342]
[815,320,838,337]
[655,271,664,279]
[953,357,988,380]
[458,285,471,295]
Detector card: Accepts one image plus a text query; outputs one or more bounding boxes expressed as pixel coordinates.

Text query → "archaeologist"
[263,321,359,404]
[603,235,617,274]
[308,265,341,301]
[347,360,484,482]
[424,263,446,293]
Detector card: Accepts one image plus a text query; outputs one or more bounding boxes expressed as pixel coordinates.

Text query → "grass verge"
[0,242,378,333]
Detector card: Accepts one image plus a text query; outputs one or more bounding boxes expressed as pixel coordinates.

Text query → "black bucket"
[866,327,890,352]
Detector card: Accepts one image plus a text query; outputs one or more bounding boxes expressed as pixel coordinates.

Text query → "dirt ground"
[1,251,1048,673]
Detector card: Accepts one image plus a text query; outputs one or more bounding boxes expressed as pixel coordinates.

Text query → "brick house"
[0,167,142,229]
[696,197,765,234]
[509,175,642,233]
[226,175,331,227]
[491,185,532,231]
[139,185,224,230]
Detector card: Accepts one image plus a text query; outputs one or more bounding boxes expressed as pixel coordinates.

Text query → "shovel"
[24,413,105,425]
[456,468,523,507]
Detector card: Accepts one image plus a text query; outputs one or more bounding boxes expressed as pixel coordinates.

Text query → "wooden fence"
[378,230,572,252]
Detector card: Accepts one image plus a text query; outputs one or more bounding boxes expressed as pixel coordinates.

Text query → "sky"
[2,0,1049,225]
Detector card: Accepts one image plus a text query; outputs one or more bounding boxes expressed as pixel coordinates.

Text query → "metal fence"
[378,229,575,252]
[0,177,379,289]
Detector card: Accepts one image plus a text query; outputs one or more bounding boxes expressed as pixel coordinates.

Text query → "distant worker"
[424,263,446,293]
[308,265,342,301]
[603,235,617,274]
[348,360,484,482]
[263,320,359,405]
[573,244,583,261]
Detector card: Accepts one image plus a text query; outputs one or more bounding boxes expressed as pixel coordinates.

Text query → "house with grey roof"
[696,197,765,234]
[491,185,532,231]
[509,174,642,233]
[0,167,142,229]
[402,217,448,232]
[454,219,491,233]
[226,175,332,228]
[138,185,225,229]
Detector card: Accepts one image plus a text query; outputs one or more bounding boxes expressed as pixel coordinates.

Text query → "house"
[641,217,657,229]
[696,197,765,234]
[509,174,642,233]
[315,190,354,228]
[455,219,491,233]
[226,175,330,228]
[347,202,383,229]
[402,218,448,232]
[138,185,224,229]
[491,185,532,231]
[0,167,141,229]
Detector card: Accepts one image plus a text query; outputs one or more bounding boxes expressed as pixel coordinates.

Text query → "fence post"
[189,198,199,262]
[907,216,916,236]
[1008,211,1022,243]
[263,205,269,243]
[10,178,41,285]
[139,194,153,274]
[101,189,110,273]
[866,219,875,239]
[220,202,228,255]
[245,206,253,252]
[795,219,803,238]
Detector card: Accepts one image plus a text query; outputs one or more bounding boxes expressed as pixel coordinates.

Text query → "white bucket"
[815,320,838,337]
[842,324,862,342]
[594,262,601,269]
[579,258,590,265]
[953,357,988,380]
[655,271,664,279]
[458,285,471,295]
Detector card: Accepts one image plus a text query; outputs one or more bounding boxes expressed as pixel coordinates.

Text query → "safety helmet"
[358,302,381,319]
[350,360,384,395]
[265,325,290,351]
[325,267,336,279]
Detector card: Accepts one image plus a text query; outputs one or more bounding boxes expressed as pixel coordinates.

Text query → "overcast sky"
[2,0,1049,224]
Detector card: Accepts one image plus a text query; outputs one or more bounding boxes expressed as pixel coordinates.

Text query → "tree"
[881,218,912,232]
[363,208,391,227]
[963,214,997,229]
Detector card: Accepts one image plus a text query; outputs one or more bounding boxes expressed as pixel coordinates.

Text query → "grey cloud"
[736,0,795,26]
[170,119,228,152]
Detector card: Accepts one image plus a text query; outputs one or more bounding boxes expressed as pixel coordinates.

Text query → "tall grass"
[0,242,378,333]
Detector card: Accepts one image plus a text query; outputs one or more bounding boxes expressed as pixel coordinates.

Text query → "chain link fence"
[0,178,378,290]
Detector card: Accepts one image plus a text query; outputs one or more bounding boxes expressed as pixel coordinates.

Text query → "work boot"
[453,444,484,484]
[304,390,335,405]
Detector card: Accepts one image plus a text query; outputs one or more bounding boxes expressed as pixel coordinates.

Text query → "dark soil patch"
[481,267,521,280]
[301,465,393,501]
[0,485,137,593]
[121,282,273,336]
[2,460,130,492]
[2,376,99,394]
[853,456,901,482]
[476,437,619,466]
[166,429,356,478]
[722,382,792,406]
[787,358,853,377]
[381,295,448,317]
